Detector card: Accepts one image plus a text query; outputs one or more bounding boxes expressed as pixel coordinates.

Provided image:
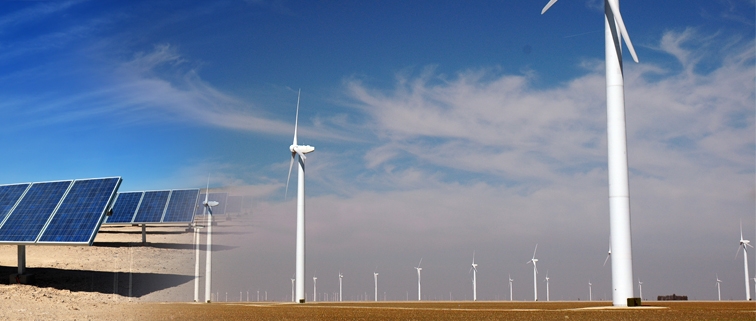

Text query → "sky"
[0,0,754,302]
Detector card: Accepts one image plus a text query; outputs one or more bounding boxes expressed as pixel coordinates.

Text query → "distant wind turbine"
[339,272,343,302]
[716,274,722,301]
[374,271,379,302]
[542,0,640,307]
[638,279,643,300]
[415,258,423,301]
[545,271,550,302]
[589,280,593,301]
[469,252,478,301]
[285,89,315,303]
[508,274,514,301]
[203,177,219,303]
[291,277,295,302]
[603,245,611,267]
[527,244,539,301]
[736,221,753,300]
[313,275,317,302]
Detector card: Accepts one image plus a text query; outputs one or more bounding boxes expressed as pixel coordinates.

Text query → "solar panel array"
[104,189,199,224]
[0,177,121,245]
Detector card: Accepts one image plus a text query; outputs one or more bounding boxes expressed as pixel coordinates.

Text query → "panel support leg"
[141,224,146,244]
[18,245,25,275]
[10,245,33,284]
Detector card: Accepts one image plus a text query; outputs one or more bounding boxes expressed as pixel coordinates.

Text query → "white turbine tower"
[313,275,317,302]
[527,244,538,301]
[508,274,514,301]
[589,280,593,301]
[291,277,295,302]
[736,222,753,300]
[545,271,550,302]
[286,89,315,303]
[373,271,379,302]
[716,274,722,301]
[638,279,643,300]
[542,0,640,307]
[415,258,422,301]
[193,225,203,302]
[339,272,343,302]
[469,252,478,301]
[202,177,219,303]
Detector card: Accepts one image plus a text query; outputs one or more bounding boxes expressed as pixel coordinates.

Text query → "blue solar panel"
[131,191,169,223]
[161,189,199,223]
[0,181,72,243]
[0,184,30,225]
[106,192,143,224]
[38,177,121,244]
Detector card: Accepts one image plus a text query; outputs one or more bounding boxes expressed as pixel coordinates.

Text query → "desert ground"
[0,217,753,320]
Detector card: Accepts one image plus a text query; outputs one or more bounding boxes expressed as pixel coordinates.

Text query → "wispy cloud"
[0,0,87,31]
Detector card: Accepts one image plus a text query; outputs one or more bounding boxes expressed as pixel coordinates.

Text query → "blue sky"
[0,0,754,302]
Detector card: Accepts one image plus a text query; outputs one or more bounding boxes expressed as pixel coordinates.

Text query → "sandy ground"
[0,217,754,320]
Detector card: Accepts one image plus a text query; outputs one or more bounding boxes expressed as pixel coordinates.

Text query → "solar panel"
[38,177,121,244]
[225,196,243,214]
[161,189,199,223]
[0,181,72,243]
[0,183,30,225]
[131,191,170,223]
[106,192,144,223]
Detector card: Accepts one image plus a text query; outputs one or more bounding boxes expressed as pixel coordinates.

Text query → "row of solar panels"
[103,191,230,224]
[0,177,121,245]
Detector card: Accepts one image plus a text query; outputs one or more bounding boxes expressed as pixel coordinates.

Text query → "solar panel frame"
[0,180,74,244]
[131,190,171,224]
[37,177,122,245]
[161,189,200,223]
[104,191,145,224]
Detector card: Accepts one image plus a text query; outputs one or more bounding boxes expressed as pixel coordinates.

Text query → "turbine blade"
[418,257,423,268]
[293,89,300,146]
[603,254,610,266]
[285,153,295,198]
[541,0,559,14]
[205,176,210,203]
[606,0,639,63]
[741,220,744,240]
[532,244,538,259]
[747,243,754,248]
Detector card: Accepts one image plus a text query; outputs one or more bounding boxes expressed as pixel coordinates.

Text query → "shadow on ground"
[0,266,193,298]
[92,242,238,251]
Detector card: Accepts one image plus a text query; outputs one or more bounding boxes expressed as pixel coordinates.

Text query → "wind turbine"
[542,0,639,307]
[638,279,643,300]
[545,271,550,302]
[291,277,295,302]
[508,274,514,301]
[373,270,379,302]
[469,252,478,301]
[603,245,612,267]
[527,244,538,301]
[286,89,315,303]
[313,275,317,302]
[339,272,343,302]
[415,258,422,301]
[716,274,722,301]
[203,177,219,303]
[589,280,593,301]
[736,221,753,300]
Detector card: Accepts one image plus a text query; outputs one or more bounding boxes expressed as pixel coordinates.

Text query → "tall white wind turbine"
[374,271,379,302]
[469,252,478,301]
[203,177,219,303]
[638,279,643,300]
[545,271,550,302]
[716,274,721,301]
[527,244,539,301]
[339,272,343,302]
[286,89,315,303]
[508,274,514,301]
[542,0,640,306]
[313,275,317,302]
[589,280,593,301]
[736,222,753,300]
[291,277,295,302]
[415,258,423,301]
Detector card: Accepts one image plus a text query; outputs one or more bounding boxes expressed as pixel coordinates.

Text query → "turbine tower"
[313,275,317,302]
[339,272,343,302]
[527,244,539,301]
[508,274,514,301]
[638,279,643,300]
[589,280,593,301]
[545,271,550,302]
[415,258,422,301]
[373,271,379,302]
[286,89,315,303]
[203,177,219,303]
[469,252,478,301]
[291,277,295,302]
[542,0,640,306]
[736,222,753,300]
[193,225,203,302]
[716,274,721,301]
